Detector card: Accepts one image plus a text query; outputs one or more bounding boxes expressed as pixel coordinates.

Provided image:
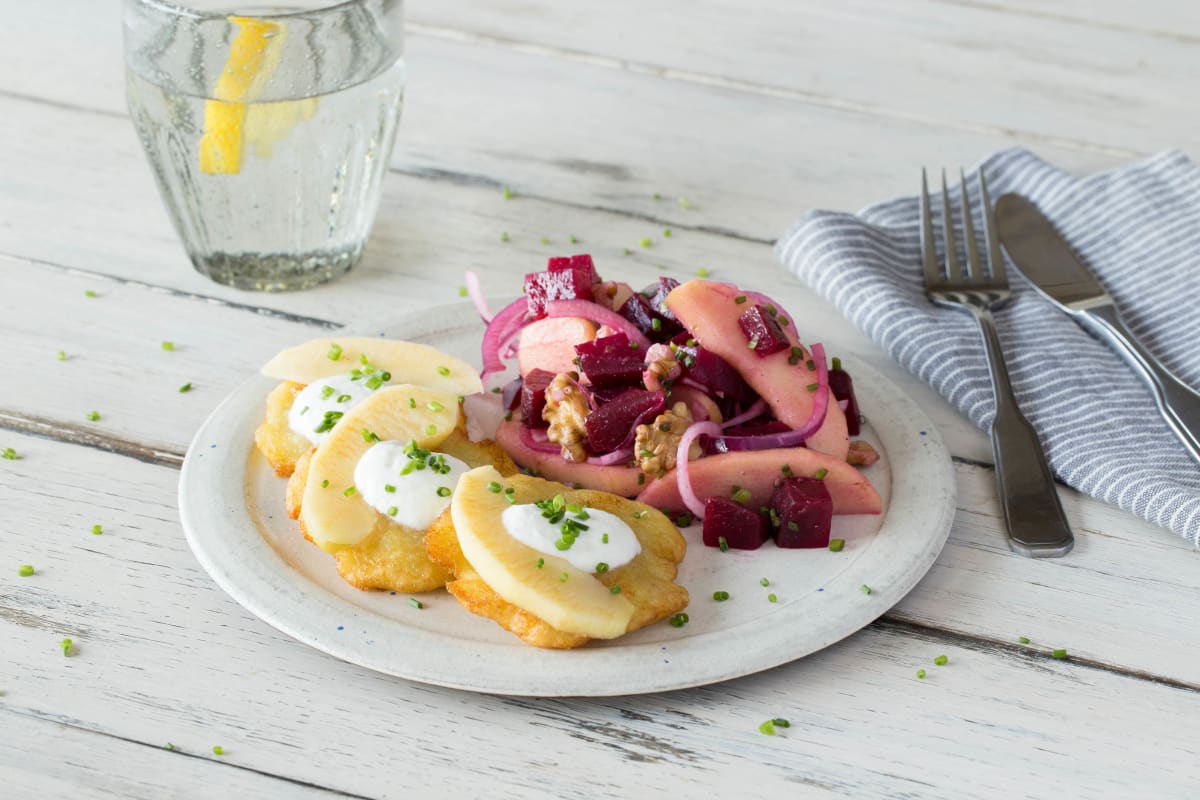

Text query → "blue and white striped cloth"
[777,148,1200,546]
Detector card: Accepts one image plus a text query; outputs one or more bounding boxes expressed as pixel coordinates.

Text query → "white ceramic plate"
[179,302,956,696]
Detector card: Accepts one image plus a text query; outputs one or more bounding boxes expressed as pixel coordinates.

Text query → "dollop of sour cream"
[501,504,641,573]
[353,440,470,530]
[288,374,385,445]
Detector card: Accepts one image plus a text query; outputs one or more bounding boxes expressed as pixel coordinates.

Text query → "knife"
[995,194,1200,466]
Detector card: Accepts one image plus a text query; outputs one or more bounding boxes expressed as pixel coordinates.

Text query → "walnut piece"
[634,401,694,475]
[542,371,590,462]
[846,440,879,466]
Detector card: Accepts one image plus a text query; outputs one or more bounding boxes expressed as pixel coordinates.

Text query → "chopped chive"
[84,290,97,298]
[161,341,175,352]
[487,481,503,493]
[712,590,730,602]
[814,468,828,480]
[560,572,569,583]
[458,286,468,297]
[934,655,948,666]
[651,317,662,332]
[663,229,672,238]
[916,668,926,679]
[361,428,380,443]
[669,613,689,628]
[610,586,621,594]
[1018,636,1031,644]
[569,234,579,244]
[409,397,417,409]
[504,492,516,504]
[384,484,396,493]
[767,593,777,603]
[678,197,694,209]
[436,486,452,497]
[675,512,693,527]
[166,743,175,751]
[773,718,791,728]
[1052,649,1068,660]
[779,317,790,327]
[18,565,34,577]
[500,231,510,242]
[718,536,729,552]
[86,410,101,422]
[760,578,769,587]
[639,237,653,248]
[387,506,398,516]
[327,343,343,361]
[502,186,513,200]
[731,488,751,504]
[788,346,803,365]
[408,598,424,610]
[806,359,815,370]
[758,720,777,736]
[212,746,224,756]
[61,638,73,656]
[653,193,663,201]
[602,533,609,544]
[178,382,193,393]
[828,539,845,552]
[2,448,18,460]
[832,357,843,371]
[595,562,609,573]
[425,424,438,436]
[343,486,356,497]
[623,247,633,256]
[696,268,711,278]
[860,584,872,595]
[734,295,747,304]
[321,479,329,488]
[437,366,451,376]
[781,464,793,477]
[56,350,67,361]
[427,400,445,413]
[786,521,799,532]
[540,237,550,245]
[91,524,103,536]
[536,558,544,568]
[806,383,819,392]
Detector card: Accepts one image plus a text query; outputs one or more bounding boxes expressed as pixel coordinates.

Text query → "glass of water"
[123,0,405,291]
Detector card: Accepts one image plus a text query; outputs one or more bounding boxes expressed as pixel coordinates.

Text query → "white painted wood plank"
[0,709,345,799]
[992,0,1200,37]
[1,434,1198,798]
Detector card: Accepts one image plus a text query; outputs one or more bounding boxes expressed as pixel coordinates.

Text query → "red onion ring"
[481,298,529,378]
[519,425,562,454]
[720,397,768,429]
[543,300,652,351]
[587,448,634,466]
[675,420,723,520]
[464,271,493,323]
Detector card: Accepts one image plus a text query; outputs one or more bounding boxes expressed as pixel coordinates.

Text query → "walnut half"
[634,402,694,476]
[542,371,590,462]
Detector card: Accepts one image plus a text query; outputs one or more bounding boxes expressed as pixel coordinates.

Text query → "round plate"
[179,302,956,696]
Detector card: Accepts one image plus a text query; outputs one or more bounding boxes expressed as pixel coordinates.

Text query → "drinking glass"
[123,0,405,291]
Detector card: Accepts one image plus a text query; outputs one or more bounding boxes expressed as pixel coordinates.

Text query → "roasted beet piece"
[671,334,748,401]
[828,358,861,436]
[521,368,556,427]
[618,292,682,343]
[643,277,681,323]
[771,477,833,548]
[575,333,645,388]
[702,496,770,550]
[524,256,598,318]
[738,304,790,357]
[584,389,664,454]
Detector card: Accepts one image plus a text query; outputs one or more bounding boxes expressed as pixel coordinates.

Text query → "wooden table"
[3,1,1199,796]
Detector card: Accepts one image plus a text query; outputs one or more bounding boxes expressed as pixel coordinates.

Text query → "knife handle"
[1076,305,1200,466]
[974,308,1075,558]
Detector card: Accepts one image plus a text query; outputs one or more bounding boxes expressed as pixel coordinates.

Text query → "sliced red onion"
[721,397,768,429]
[587,448,634,466]
[675,420,723,520]
[543,300,652,351]
[481,297,529,378]
[710,343,830,452]
[519,424,563,454]
[464,270,493,323]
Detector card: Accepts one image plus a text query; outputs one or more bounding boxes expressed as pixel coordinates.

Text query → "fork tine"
[920,168,940,286]
[959,169,982,283]
[977,167,1007,285]
[941,169,962,282]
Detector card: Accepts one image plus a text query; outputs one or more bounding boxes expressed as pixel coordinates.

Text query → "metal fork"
[921,168,1074,558]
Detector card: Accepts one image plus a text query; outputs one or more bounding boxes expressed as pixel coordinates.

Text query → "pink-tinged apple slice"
[495,420,645,497]
[516,317,597,378]
[637,447,881,515]
[665,280,849,460]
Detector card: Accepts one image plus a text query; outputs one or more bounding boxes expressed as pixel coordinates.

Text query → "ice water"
[125,15,404,291]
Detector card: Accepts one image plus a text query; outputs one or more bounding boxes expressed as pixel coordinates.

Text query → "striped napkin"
[776,148,1200,546]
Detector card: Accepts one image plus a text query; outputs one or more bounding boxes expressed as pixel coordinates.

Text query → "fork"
[921,168,1074,558]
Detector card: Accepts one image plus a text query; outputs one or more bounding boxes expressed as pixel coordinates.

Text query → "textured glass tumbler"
[124,0,405,291]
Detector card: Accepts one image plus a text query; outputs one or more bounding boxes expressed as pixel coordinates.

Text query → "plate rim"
[178,301,957,696]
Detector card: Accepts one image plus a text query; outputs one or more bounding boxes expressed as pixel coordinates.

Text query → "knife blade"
[995,194,1200,466]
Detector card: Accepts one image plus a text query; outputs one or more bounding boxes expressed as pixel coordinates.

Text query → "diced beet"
[738,304,790,357]
[501,376,523,411]
[643,277,681,324]
[771,477,833,548]
[618,292,682,343]
[828,362,861,436]
[521,368,556,427]
[704,421,792,455]
[524,261,596,319]
[670,334,748,401]
[588,385,629,405]
[702,496,769,550]
[548,254,599,282]
[575,333,645,388]
[584,389,665,454]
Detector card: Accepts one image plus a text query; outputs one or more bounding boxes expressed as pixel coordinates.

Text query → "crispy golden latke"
[426,475,689,649]
[254,381,312,477]
[287,427,518,593]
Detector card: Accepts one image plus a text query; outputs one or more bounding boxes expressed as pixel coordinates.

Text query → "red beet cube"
[671,334,748,401]
[521,368,556,427]
[584,389,664,454]
[618,293,681,343]
[702,496,769,550]
[738,304,790,357]
[829,364,860,436]
[547,254,599,280]
[575,333,645,388]
[771,477,833,548]
[644,277,681,324]
[524,262,596,319]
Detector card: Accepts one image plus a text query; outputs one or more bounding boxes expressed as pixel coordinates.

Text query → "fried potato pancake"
[426,475,689,649]
[254,381,313,477]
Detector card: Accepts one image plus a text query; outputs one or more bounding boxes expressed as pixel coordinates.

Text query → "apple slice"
[665,281,849,460]
[300,385,459,550]
[637,447,882,515]
[451,466,636,639]
[516,317,597,378]
[495,420,645,497]
[262,337,482,397]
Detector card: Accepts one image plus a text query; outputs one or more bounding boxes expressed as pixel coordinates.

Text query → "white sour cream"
[288,374,385,445]
[500,504,641,573]
[353,440,470,530]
